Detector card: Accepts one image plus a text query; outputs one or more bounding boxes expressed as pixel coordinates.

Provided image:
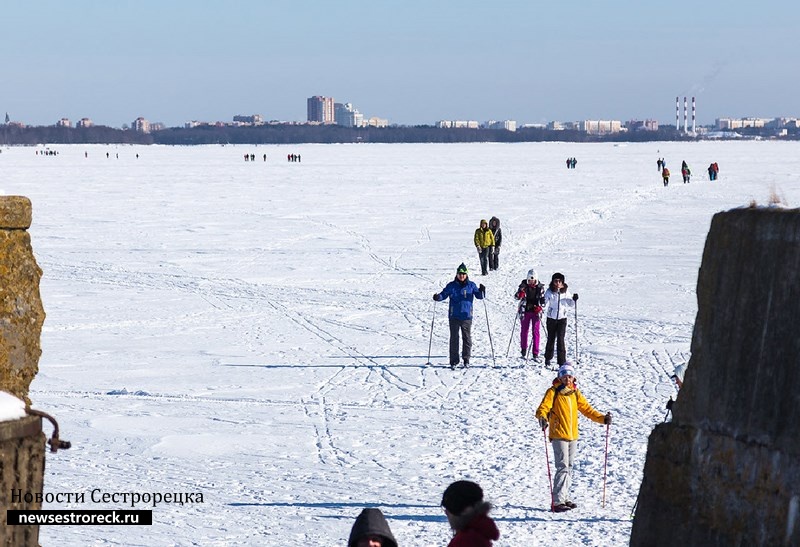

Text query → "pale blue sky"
[2,0,796,127]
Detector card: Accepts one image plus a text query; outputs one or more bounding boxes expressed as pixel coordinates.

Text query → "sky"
[2,0,798,128]
[3,141,799,545]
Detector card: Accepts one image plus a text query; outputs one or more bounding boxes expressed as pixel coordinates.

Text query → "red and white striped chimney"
[683,97,688,133]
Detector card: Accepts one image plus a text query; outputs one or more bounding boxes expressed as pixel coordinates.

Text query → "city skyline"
[2,1,796,128]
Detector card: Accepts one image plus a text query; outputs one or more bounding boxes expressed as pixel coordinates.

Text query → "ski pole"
[602,422,610,508]
[574,300,579,365]
[543,427,554,511]
[482,297,496,367]
[426,302,436,365]
[505,304,520,357]
[541,312,548,345]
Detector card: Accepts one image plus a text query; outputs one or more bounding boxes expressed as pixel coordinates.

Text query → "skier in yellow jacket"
[473,219,495,276]
[535,362,611,512]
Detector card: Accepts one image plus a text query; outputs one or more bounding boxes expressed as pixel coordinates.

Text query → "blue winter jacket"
[436,277,484,320]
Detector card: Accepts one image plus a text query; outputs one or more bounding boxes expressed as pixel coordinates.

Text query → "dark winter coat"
[516,280,545,313]
[436,276,484,321]
[489,217,502,248]
[447,502,500,547]
[348,508,397,547]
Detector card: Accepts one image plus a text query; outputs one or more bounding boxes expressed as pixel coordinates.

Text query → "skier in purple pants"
[515,269,545,360]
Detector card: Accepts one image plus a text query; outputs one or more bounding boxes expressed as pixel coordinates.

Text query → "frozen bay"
[3,141,798,545]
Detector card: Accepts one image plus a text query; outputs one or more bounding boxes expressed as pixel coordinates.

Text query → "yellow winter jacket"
[535,379,606,441]
[474,224,496,248]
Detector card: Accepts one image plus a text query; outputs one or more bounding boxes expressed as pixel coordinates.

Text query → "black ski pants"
[489,247,500,270]
[449,319,472,365]
[545,317,568,365]
[478,247,491,275]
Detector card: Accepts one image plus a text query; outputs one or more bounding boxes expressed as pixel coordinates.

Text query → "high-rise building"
[307,96,334,124]
[132,117,151,133]
[334,103,363,127]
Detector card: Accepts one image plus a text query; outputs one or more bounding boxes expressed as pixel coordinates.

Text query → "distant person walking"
[681,161,691,183]
[543,273,577,367]
[433,263,485,368]
[657,158,663,171]
[474,219,495,276]
[662,167,670,186]
[536,362,611,512]
[488,217,502,271]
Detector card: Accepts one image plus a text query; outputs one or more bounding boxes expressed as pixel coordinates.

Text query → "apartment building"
[307,96,335,124]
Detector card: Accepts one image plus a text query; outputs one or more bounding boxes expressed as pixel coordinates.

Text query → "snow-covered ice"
[0,391,27,422]
[2,141,798,545]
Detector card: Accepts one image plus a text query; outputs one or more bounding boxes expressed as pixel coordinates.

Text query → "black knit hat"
[551,272,565,282]
[441,480,483,515]
[457,263,468,274]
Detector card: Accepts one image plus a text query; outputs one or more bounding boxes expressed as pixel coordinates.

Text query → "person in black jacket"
[515,269,545,360]
[488,216,502,271]
[347,508,397,547]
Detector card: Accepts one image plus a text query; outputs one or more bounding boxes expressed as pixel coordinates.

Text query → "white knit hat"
[558,362,575,378]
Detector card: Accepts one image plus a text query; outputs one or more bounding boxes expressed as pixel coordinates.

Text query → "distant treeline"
[152,125,696,144]
[2,124,796,145]
[0,125,153,145]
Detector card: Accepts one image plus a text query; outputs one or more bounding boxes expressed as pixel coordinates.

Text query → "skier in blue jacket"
[434,263,485,368]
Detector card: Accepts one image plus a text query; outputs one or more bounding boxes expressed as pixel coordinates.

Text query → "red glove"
[534,306,542,314]
[516,290,525,299]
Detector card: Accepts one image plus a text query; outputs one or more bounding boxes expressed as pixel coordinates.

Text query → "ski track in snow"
[7,142,798,545]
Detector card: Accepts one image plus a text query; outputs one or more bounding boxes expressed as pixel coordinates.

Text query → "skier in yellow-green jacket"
[473,219,495,276]
[535,362,611,513]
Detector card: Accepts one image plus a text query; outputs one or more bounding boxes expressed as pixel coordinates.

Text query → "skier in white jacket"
[543,272,577,367]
